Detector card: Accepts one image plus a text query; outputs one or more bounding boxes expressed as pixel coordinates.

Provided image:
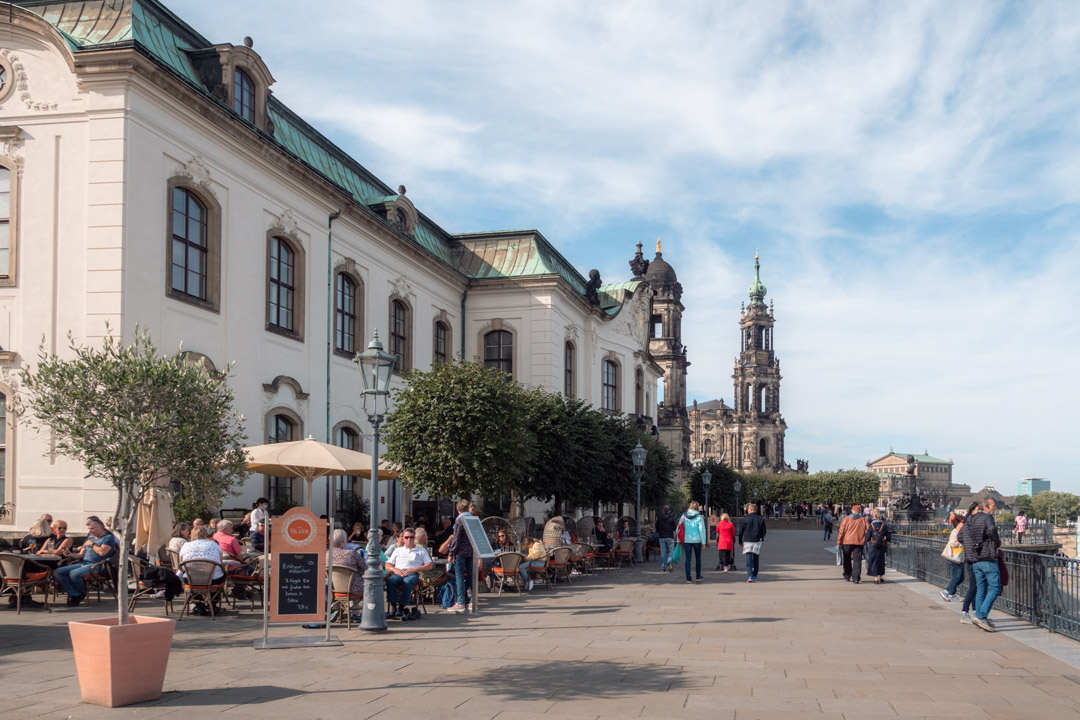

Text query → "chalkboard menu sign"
[276,553,319,616]
[269,507,327,624]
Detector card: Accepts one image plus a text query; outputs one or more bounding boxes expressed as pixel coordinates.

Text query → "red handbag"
[677,517,685,543]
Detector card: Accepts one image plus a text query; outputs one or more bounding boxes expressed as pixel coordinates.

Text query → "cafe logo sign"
[281,515,316,548]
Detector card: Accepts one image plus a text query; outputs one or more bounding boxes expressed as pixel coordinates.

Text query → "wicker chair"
[482,517,517,550]
[570,542,595,575]
[127,556,172,615]
[0,553,52,613]
[542,518,568,549]
[614,538,636,568]
[549,546,574,585]
[330,564,363,629]
[575,516,602,543]
[491,552,526,596]
[525,554,551,591]
[177,559,228,620]
[509,516,535,544]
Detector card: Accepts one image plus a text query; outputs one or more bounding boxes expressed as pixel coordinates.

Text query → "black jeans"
[842,544,863,581]
[961,564,977,612]
[683,542,702,580]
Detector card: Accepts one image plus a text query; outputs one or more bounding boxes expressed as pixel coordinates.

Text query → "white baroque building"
[0,0,666,530]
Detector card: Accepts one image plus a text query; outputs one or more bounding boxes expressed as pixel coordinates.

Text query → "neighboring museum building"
[0,0,664,530]
[868,451,969,509]
[688,253,790,473]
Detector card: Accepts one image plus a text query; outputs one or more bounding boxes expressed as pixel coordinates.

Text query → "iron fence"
[890,521,1055,544]
[886,535,1080,641]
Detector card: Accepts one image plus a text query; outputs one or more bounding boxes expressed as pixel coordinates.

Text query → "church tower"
[645,239,691,468]
[725,252,787,472]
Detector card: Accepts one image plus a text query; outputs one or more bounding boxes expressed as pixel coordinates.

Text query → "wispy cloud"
[174,0,1080,491]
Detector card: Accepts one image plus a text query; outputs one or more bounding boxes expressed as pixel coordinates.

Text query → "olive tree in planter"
[18,327,249,706]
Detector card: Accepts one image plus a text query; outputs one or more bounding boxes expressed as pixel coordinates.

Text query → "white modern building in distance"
[0,0,667,530]
[1017,478,1051,497]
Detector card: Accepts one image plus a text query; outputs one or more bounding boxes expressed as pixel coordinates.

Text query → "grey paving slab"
[3,526,1080,719]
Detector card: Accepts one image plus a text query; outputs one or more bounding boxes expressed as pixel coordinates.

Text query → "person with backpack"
[865,509,891,584]
[678,502,707,583]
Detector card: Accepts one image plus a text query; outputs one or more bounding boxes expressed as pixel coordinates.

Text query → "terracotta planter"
[68,615,175,707]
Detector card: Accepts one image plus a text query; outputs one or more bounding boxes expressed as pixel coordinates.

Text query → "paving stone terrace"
[4,527,1080,720]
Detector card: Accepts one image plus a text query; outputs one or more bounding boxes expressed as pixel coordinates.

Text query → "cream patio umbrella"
[134,474,175,558]
[244,435,399,509]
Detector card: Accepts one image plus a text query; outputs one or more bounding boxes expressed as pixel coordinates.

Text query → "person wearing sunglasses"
[385,530,433,621]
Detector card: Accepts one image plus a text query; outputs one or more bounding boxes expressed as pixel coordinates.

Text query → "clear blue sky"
[172,1,1080,494]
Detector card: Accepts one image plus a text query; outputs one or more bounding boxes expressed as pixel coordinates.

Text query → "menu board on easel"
[269,507,326,624]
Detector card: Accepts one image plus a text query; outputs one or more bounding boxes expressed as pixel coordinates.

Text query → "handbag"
[997,549,1009,587]
[677,517,685,543]
[671,543,683,564]
[941,544,964,564]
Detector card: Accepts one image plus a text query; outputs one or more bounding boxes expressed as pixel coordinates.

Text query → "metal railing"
[890,521,1055,544]
[886,535,1080,641]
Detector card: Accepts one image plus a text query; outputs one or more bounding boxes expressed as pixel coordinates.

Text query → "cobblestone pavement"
[3,527,1080,719]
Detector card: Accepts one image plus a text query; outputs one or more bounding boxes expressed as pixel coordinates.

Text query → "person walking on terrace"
[655,506,677,572]
[836,504,870,584]
[865,509,891,584]
[715,512,737,572]
[737,503,767,582]
[940,513,966,602]
[961,498,1002,632]
[678,502,707,583]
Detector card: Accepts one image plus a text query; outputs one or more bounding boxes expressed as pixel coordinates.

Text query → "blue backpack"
[439,581,455,609]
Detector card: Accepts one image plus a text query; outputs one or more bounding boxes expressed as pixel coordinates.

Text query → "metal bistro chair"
[229,557,265,611]
[593,541,616,570]
[525,554,552,591]
[127,556,172,615]
[549,546,574,585]
[0,552,52,613]
[330,564,363,630]
[82,557,118,604]
[491,552,526,596]
[166,548,182,572]
[177,559,228,620]
[570,542,595,575]
[614,538,636,568]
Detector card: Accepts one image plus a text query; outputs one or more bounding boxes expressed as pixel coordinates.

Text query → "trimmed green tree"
[18,327,249,624]
[383,359,535,500]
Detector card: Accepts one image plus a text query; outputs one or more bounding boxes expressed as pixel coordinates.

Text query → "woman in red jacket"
[715,513,737,572]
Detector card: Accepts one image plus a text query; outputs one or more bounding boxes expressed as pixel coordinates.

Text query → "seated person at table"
[39,519,73,558]
[20,518,55,553]
[521,538,547,584]
[347,522,366,545]
[169,522,190,555]
[212,520,248,572]
[414,528,446,586]
[494,529,515,553]
[329,529,366,603]
[432,517,453,555]
[178,524,225,581]
[248,521,265,552]
[385,529,433,621]
[55,516,118,607]
[593,520,613,552]
[235,513,251,538]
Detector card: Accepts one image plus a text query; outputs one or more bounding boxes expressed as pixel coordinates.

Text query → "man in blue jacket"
[737,503,767,582]
[960,498,1001,632]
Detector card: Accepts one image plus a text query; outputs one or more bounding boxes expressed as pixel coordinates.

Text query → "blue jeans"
[453,555,472,606]
[659,538,676,567]
[683,542,702,580]
[823,523,833,540]
[945,561,966,596]
[386,572,420,607]
[972,560,1002,620]
[55,562,100,597]
[745,551,760,578]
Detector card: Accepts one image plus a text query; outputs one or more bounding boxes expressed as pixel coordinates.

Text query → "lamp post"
[355,330,396,633]
[733,479,742,530]
[631,441,648,563]
[763,480,769,515]
[701,466,712,523]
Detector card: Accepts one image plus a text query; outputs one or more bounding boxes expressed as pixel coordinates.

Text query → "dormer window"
[395,208,408,231]
[234,67,255,123]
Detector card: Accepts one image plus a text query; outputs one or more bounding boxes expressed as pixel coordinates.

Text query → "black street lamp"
[631,441,648,563]
[733,479,742,529]
[355,330,396,633]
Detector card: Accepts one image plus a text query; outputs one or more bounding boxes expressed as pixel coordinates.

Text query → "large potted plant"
[18,327,248,707]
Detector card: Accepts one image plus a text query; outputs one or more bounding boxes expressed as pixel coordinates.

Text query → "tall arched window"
[0,385,10,508]
[170,187,207,300]
[703,438,712,456]
[759,437,768,459]
[634,368,644,415]
[564,342,575,397]
[333,425,360,512]
[268,237,296,332]
[234,67,255,122]
[484,330,513,375]
[602,360,619,412]
[433,321,449,365]
[0,165,10,280]
[390,299,410,371]
[267,413,295,504]
[334,272,358,354]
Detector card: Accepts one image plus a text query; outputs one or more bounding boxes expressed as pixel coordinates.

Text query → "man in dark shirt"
[960,499,1002,632]
[655,506,677,571]
[248,521,265,552]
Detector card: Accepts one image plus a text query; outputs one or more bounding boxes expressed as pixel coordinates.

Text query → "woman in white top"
[178,524,224,581]
[168,522,190,554]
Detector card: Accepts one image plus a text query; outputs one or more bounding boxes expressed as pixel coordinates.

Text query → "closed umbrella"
[135,475,175,558]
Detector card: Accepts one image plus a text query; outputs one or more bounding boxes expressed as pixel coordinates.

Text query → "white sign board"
[461,514,496,560]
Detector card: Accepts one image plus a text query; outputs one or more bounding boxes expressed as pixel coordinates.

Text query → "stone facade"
[868,451,967,508]
[0,1,663,529]
[645,240,691,469]
[688,254,789,473]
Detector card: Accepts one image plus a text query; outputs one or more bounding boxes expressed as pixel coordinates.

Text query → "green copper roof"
[748,252,767,302]
[451,231,589,290]
[598,279,645,315]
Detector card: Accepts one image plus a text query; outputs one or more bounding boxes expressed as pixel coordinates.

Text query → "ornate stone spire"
[629,240,650,278]
[748,249,767,304]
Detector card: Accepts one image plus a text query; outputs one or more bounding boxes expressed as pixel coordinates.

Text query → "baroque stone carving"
[390,275,413,300]
[0,49,57,111]
[273,208,299,239]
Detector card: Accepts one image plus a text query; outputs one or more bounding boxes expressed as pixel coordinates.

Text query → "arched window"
[267,413,295,504]
[564,342,575,397]
[170,187,207,300]
[0,385,11,509]
[634,368,644,415]
[233,67,255,122]
[703,438,712,456]
[433,321,449,365]
[759,437,768,459]
[334,272,359,355]
[333,425,360,512]
[483,330,513,375]
[0,165,11,281]
[602,360,619,412]
[395,208,408,231]
[390,299,410,371]
[268,236,297,333]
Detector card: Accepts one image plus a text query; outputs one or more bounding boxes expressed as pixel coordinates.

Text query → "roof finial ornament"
[244,36,253,48]
[629,240,650,278]
[656,237,662,254]
[398,184,406,196]
[748,250,767,303]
